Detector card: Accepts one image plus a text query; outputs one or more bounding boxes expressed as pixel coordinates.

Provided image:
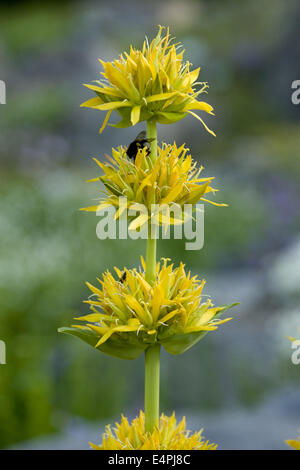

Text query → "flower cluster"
[59,258,236,359]
[81,143,226,230]
[90,411,217,450]
[81,26,215,135]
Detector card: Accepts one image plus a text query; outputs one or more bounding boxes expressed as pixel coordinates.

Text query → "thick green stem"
[144,118,160,433]
[145,344,161,433]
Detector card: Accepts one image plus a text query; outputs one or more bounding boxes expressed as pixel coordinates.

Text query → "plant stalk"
[144,343,161,433]
[145,118,157,285]
[144,118,160,433]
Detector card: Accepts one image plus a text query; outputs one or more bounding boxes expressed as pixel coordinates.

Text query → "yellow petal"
[99,110,112,134]
[151,286,163,322]
[131,105,141,125]
[124,295,147,322]
[188,67,200,84]
[86,281,102,296]
[79,205,101,212]
[71,325,92,331]
[196,307,223,325]
[160,181,183,204]
[94,101,131,111]
[128,214,149,231]
[83,83,105,93]
[159,310,180,324]
[146,91,179,103]
[185,101,214,114]
[85,177,101,182]
[188,111,216,137]
[75,313,102,322]
[137,274,152,294]
[80,96,104,108]
[200,198,228,207]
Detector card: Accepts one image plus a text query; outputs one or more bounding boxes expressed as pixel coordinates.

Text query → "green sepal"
[58,327,146,360]
[156,112,187,124]
[161,331,207,355]
[109,119,132,129]
[100,178,123,197]
[160,303,239,355]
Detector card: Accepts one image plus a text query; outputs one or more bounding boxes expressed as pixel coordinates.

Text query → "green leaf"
[58,327,146,360]
[156,112,187,124]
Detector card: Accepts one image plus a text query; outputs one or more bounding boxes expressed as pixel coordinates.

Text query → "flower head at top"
[81,142,226,231]
[90,411,217,450]
[59,258,237,360]
[81,26,215,135]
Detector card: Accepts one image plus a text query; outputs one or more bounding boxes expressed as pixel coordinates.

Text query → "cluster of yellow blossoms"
[90,411,217,450]
[59,258,236,359]
[81,143,226,230]
[81,25,215,135]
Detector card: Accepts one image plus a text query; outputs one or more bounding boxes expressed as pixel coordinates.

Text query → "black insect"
[118,271,127,284]
[126,131,155,161]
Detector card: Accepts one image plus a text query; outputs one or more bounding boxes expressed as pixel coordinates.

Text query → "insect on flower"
[118,271,127,284]
[126,131,155,161]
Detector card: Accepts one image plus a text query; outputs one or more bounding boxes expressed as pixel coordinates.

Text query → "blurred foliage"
[0,0,299,448]
[0,169,145,447]
[2,86,68,129]
[0,3,73,54]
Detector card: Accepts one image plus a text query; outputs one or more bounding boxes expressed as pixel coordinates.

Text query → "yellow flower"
[81,142,226,230]
[90,411,217,450]
[59,258,237,359]
[81,26,215,135]
[286,434,300,450]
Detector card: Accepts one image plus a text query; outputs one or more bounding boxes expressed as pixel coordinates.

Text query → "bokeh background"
[0,0,299,450]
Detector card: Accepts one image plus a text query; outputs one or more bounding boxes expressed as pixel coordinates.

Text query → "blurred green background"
[0,0,299,450]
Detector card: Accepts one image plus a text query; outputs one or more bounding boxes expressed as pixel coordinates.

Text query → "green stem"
[144,118,160,433]
[145,118,157,285]
[147,117,157,165]
[145,227,156,285]
[145,343,161,433]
